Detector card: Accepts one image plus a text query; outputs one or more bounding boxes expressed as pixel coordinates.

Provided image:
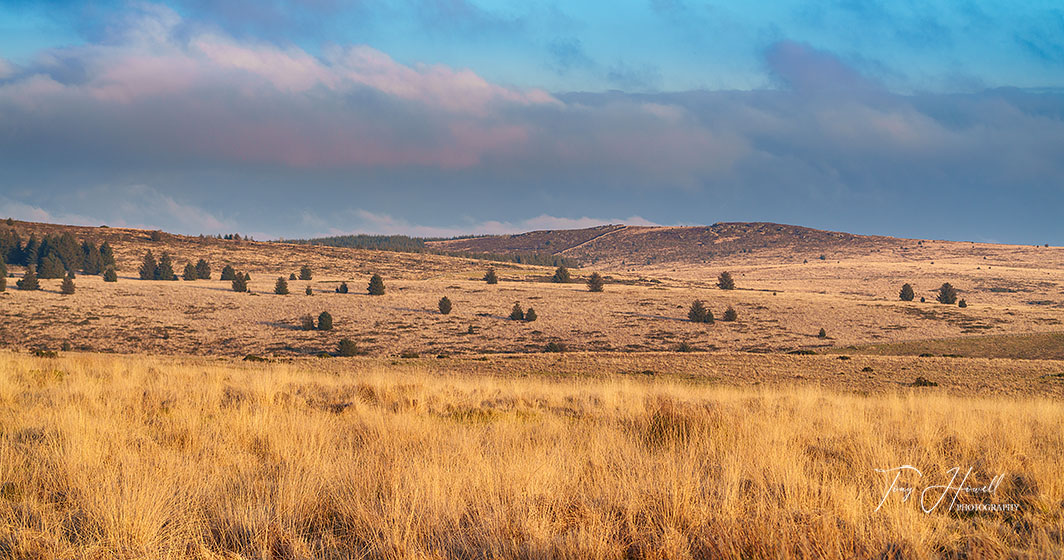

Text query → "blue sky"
[1,1,1063,242]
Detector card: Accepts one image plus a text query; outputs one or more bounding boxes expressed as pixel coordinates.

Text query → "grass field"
[2,352,1062,559]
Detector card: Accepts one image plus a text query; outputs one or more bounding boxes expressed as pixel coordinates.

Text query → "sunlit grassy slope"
[2,352,1061,559]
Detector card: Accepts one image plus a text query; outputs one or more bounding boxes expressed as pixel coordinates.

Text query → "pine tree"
[336,281,349,294]
[0,260,6,292]
[183,263,198,281]
[232,272,248,292]
[818,328,827,338]
[103,267,118,282]
[958,299,967,308]
[509,303,525,321]
[524,307,537,322]
[937,283,958,305]
[139,250,158,280]
[586,272,605,292]
[317,311,333,331]
[195,259,211,279]
[484,269,498,284]
[899,283,915,302]
[299,265,313,280]
[220,265,236,281]
[717,271,735,290]
[688,300,713,323]
[552,266,571,283]
[438,296,452,315]
[289,273,297,280]
[81,241,103,275]
[99,242,116,269]
[274,277,289,295]
[368,273,385,295]
[300,315,315,330]
[305,285,313,295]
[17,268,39,290]
[156,253,177,281]
[60,273,75,295]
[21,236,39,267]
[723,306,738,322]
[38,253,65,279]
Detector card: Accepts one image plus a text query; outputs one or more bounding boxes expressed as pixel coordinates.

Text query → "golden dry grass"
[2,351,1062,559]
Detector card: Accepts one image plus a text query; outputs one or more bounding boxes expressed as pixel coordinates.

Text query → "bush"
[524,307,537,322]
[438,296,452,315]
[289,273,297,280]
[688,300,713,323]
[552,266,571,283]
[182,263,197,281]
[717,271,735,290]
[17,269,39,290]
[60,273,75,295]
[306,285,313,295]
[231,273,248,293]
[817,328,827,338]
[368,273,385,295]
[274,277,289,295]
[220,265,237,281]
[676,341,695,352]
[544,341,567,353]
[196,259,211,279]
[509,302,525,321]
[300,314,315,331]
[150,230,163,242]
[337,338,360,357]
[899,283,915,301]
[484,268,498,284]
[318,311,333,331]
[920,296,926,303]
[586,272,605,292]
[299,265,313,280]
[103,267,118,282]
[958,299,967,308]
[336,281,349,294]
[937,283,958,304]
[139,250,157,280]
[722,306,737,322]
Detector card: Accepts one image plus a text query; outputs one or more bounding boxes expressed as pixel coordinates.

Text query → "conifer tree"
[484,268,498,284]
[274,277,289,295]
[183,263,198,281]
[60,272,75,295]
[336,281,349,293]
[899,283,915,302]
[103,267,118,282]
[317,311,333,331]
[368,273,385,295]
[723,306,738,322]
[232,272,248,292]
[586,272,605,292]
[552,266,571,283]
[81,241,103,275]
[306,285,313,295]
[438,296,452,315]
[156,253,177,280]
[139,250,158,280]
[509,302,525,321]
[195,259,211,279]
[524,307,537,322]
[937,283,958,305]
[220,265,236,281]
[38,253,65,279]
[299,265,313,280]
[17,268,39,290]
[0,260,6,292]
[688,300,713,323]
[717,271,735,290]
[99,242,116,269]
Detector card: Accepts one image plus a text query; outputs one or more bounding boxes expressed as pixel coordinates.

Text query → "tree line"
[0,229,116,278]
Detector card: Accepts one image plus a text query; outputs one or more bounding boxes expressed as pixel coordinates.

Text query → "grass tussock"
[0,352,1062,559]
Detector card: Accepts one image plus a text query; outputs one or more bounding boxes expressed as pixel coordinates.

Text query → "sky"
[0,1,1062,243]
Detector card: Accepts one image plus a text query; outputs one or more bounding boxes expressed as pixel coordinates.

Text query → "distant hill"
[426,222,901,266]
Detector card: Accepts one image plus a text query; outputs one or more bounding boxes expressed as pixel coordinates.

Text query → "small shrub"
[32,349,58,358]
[61,341,72,352]
[103,267,118,282]
[524,307,537,322]
[306,285,313,295]
[937,283,958,304]
[368,273,385,295]
[509,302,525,321]
[957,299,967,308]
[861,366,874,372]
[243,354,268,362]
[676,341,695,352]
[220,265,237,281]
[300,315,315,331]
[899,283,915,301]
[467,325,475,335]
[400,351,419,359]
[150,230,163,242]
[17,269,39,291]
[544,341,567,353]
[586,272,605,292]
[484,268,498,284]
[552,266,571,283]
[289,273,297,280]
[317,311,333,331]
[337,338,360,357]
[182,263,197,281]
[920,296,926,303]
[722,306,737,321]
[717,271,735,290]
[911,376,938,387]
[336,281,349,293]
[817,328,827,338]
[274,277,289,295]
[438,296,452,315]
[299,265,313,281]
[60,273,75,295]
